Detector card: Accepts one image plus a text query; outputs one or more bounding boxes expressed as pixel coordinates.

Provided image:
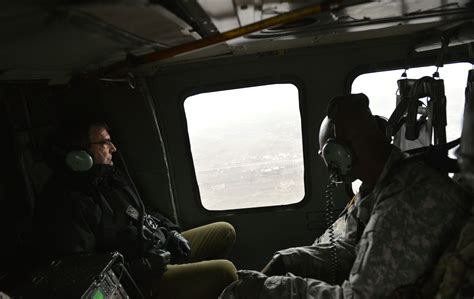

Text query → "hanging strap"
[387,76,447,145]
[459,68,474,169]
[387,78,415,137]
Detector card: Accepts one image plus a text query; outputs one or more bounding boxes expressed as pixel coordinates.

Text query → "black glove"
[146,246,171,275]
[167,230,191,264]
[128,247,170,284]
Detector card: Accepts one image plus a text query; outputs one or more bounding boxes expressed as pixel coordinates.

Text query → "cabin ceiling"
[0,0,473,81]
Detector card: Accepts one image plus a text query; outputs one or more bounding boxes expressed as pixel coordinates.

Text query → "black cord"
[325,181,339,285]
[115,150,148,255]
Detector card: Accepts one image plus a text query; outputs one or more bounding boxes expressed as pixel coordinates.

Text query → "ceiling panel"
[0,0,473,80]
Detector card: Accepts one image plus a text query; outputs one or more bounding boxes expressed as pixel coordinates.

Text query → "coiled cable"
[325,180,339,285]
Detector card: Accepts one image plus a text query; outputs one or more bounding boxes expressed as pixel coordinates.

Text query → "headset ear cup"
[65,150,94,172]
[321,139,354,177]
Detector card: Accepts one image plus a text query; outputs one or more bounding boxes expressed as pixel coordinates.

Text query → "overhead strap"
[433,36,449,78]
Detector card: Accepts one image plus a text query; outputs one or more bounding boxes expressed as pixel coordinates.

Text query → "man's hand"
[129,247,170,279]
[219,270,267,299]
[167,230,191,264]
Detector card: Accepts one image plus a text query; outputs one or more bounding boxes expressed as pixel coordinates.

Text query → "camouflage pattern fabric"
[220,148,472,298]
[437,211,474,298]
[413,204,474,299]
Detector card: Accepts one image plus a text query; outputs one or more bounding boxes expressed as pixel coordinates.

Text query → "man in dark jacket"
[35,120,237,299]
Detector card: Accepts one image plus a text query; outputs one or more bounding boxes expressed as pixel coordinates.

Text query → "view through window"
[351,62,472,192]
[184,84,305,210]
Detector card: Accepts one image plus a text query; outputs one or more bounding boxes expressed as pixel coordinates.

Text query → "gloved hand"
[219,270,267,299]
[167,230,191,264]
[128,247,171,281]
[146,246,171,275]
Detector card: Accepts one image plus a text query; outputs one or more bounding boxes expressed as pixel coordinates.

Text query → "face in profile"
[88,126,117,165]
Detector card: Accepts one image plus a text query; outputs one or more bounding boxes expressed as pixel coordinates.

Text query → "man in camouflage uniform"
[220,93,471,298]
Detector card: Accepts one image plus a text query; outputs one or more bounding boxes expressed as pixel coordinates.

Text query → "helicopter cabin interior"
[0,0,474,297]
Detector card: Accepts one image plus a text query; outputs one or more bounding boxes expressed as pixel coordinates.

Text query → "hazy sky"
[184,83,299,133]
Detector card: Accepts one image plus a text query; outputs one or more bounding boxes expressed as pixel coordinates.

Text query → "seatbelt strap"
[404,138,460,156]
[403,138,460,173]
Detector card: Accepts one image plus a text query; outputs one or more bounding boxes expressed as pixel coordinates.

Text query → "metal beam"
[129,0,367,65]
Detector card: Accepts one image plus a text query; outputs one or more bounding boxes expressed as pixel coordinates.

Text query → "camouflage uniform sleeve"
[274,241,355,283]
[276,196,363,282]
[220,271,347,299]
[224,190,386,298]
[221,167,469,298]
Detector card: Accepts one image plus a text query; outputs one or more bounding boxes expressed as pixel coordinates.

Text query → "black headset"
[318,94,391,183]
[318,116,354,183]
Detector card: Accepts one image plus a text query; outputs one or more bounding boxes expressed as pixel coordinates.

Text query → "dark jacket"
[34,165,178,264]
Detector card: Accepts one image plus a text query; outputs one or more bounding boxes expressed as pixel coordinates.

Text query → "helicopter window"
[184,83,305,210]
[350,62,471,194]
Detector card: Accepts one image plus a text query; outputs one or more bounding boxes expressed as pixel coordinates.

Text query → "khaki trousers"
[152,222,237,299]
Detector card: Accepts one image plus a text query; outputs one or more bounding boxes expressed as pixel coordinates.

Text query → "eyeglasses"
[89,139,114,147]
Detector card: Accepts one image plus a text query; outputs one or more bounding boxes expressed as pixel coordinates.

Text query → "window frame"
[178,77,312,213]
